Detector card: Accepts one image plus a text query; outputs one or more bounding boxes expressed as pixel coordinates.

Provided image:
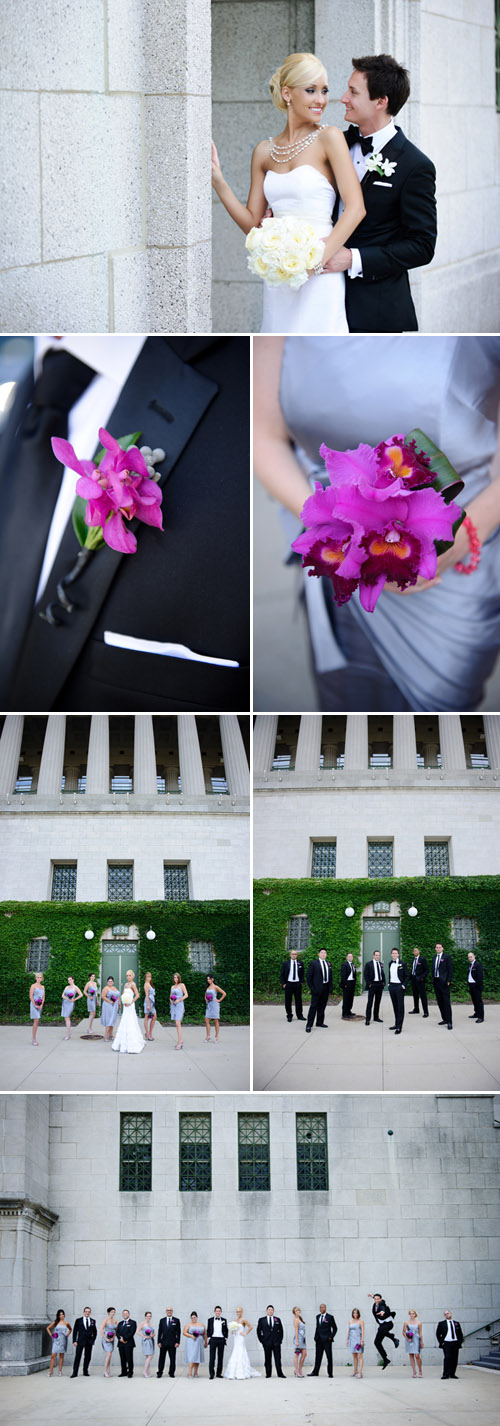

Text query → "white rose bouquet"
[121,986,134,1006]
[245,216,324,289]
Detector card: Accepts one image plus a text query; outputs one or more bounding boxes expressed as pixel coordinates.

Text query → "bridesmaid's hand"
[383,519,471,594]
[211,140,223,187]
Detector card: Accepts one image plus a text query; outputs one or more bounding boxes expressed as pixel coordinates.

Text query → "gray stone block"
[0,93,41,268]
[213,2,293,103]
[212,279,261,333]
[1,0,105,90]
[112,245,211,332]
[41,95,143,262]
[145,97,211,246]
[107,0,211,96]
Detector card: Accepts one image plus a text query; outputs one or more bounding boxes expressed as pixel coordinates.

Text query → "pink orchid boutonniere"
[51,428,164,555]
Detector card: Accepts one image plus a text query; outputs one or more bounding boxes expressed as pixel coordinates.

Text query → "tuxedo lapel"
[10,339,218,710]
[360,126,406,194]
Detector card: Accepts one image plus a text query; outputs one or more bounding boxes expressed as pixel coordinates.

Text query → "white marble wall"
[0,0,212,331]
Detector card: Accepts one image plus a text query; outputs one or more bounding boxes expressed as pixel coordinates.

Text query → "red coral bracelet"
[454,515,481,574]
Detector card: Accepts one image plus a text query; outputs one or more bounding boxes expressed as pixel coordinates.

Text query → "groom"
[326,53,437,331]
[257,1306,285,1377]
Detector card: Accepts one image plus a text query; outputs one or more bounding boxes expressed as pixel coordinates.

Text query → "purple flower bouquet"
[109,991,119,1003]
[291,430,465,612]
[64,989,75,1000]
[205,989,215,1002]
[406,1328,414,1340]
[33,994,43,1006]
[144,1327,154,1337]
[105,1328,116,1341]
[88,986,97,995]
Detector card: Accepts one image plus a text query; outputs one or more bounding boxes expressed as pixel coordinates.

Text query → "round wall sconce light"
[84,929,94,940]
[344,906,355,918]
[146,927,156,940]
[408,905,418,918]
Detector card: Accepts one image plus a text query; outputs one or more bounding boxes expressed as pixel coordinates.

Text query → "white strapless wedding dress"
[261,165,348,335]
[224,1328,261,1379]
[111,1001,145,1053]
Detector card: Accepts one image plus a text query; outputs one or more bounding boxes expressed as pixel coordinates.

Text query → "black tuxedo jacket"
[207,1316,229,1342]
[306,959,333,995]
[314,1312,337,1342]
[433,953,453,983]
[340,960,357,989]
[0,337,249,711]
[335,126,436,331]
[157,1316,181,1347]
[388,961,409,988]
[436,1319,463,1348]
[257,1315,284,1346]
[117,1319,136,1346]
[73,1316,97,1345]
[364,961,386,989]
[411,955,428,982]
[372,1300,395,1324]
[468,959,483,988]
[281,958,304,986]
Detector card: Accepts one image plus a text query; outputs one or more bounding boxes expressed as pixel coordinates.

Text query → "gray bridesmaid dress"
[279,336,500,710]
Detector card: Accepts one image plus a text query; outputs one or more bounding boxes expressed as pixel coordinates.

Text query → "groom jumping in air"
[326,53,437,331]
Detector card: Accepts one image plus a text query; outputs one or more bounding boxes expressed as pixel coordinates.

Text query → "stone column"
[483,715,500,770]
[86,715,109,794]
[36,716,66,795]
[219,716,249,796]
[438,715,466,769]
[295,715,322,774]
[422,740,440,767]
[392,714,417,769]
[0,716,24,797]
[133,715,157,794]
[344,715,368,770]
[178,715,206,796]
[253,715,278,777]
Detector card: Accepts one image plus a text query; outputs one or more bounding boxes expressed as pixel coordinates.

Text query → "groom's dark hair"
[352,54,410,116]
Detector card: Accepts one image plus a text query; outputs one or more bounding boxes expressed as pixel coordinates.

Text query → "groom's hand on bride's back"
[322,246,352,272]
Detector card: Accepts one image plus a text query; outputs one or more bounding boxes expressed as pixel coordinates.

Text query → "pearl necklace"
[269,126,325,163]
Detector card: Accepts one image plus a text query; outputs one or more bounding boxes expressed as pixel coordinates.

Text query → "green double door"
[100,941,139,996]
[362,918,400,987]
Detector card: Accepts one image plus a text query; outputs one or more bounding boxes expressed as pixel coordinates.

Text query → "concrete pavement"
[0,1019,250,1091]
[253,999,500,1090]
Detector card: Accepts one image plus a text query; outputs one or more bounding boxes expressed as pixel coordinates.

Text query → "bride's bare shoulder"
[252,138,271,164]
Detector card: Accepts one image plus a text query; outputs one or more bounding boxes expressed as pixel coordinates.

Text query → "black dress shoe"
[468,1013,477,1018]
[381,1360,390,1369]
[307,1372,319,1376]
[297,1016,305,1020]
[374,1017,383,1023]
[278,1372,286,1377]
[317,1023,328,1028]
[438,1020,447,1025]
[395,1028,402,1034]
[305,1026,311,1032]
[365,1020,370,1026]
[287,1015,293,1022]
[423,1012,429,1017]
[476,1018,484,1023]
[394,1339,399,1348]
[389,1025,396,1031]
[70,1374,78,1379]
[447,1023,452,1029]
[409,1010,419,1014]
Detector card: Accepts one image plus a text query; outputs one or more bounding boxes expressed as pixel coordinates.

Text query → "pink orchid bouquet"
[51,428,163,555]
[291,429,465,612]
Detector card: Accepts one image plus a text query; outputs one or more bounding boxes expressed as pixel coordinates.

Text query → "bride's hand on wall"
[211,139,223,186]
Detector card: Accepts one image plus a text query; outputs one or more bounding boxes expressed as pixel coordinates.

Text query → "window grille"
[179,1113,211,1191]
[311,842,336,878]
[424,841,450,877]
[108,864,133,900]
[51,864,77,901]
[452,917,477,950]
[26,938,50,973]
[120,1113,152,1191]
[164,864,189,901]
[286,916,310,951]
[188,940,215,972]
[238,1114,270,1190]
[368,842,393,877]
[296,1113,328,1191]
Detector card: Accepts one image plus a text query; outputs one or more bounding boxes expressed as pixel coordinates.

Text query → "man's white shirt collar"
[360,118,397,154]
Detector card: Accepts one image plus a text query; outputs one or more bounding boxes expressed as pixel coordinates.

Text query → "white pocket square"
[373,181,393,187]
[104,630,239,667]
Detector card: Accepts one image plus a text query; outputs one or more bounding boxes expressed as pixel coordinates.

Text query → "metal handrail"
[463,1316,500,1341]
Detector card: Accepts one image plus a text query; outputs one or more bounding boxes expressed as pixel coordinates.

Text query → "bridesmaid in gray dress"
[100,977,120,1042]
[61,976,83,1040]
[204,975,226,1042]
[254,336,500,710]
[292,1307,307,1376]
[83,974,99,1035]
[346,1307,364,1378]
[47,1309,71,1376]
[139,1312,156,1376]
[170,972,188,1051]
[100,1308,118,1377]
[403,1309,423,1377]
[29,973,45,1047]
[183,1312,207,1377]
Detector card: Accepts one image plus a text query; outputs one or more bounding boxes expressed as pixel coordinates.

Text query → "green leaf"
[94,431,142,466]
[71,495,89,548]
[404,428,460,492]
[83,526,105,552]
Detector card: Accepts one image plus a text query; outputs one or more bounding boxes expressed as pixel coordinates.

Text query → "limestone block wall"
[253,786,500,878]
[0,0,212,332]
[0,807,249,901]
[0,1097,52,1321]
[44,1092,500,1366]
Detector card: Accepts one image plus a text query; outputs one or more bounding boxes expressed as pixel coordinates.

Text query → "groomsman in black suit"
[409,947,429,1017]
[305,949,333,1032]
[308,1304,338,1377]
[467,952,484,1023]
[207,1307,229,1378]
[364,950,385,1025]
[368,1294,399,1368]
[71,1307,97,1376]
[116,1309,136,1377]
[256,1306,285,1377]
[436,1310,463,1378]
[280,950,305,1021]
[340,953,357,1019]
[432,943,453,1029]
[387,947,409,1034]
[157,1307,181,1378]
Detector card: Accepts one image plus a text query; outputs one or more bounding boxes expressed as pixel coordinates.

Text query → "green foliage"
[253,876,500,1001]
[0,899,250,1024]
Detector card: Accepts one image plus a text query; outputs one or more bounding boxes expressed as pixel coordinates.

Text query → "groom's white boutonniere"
[365,153,397,178]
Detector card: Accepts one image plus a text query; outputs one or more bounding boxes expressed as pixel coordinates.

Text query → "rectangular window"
[452,917,477,950]
[287,915,310,951]
[368,841,393,877]
[120,1113,152,1191]
[26,938,50,973]
[164,863,190,901]
[296,1113,328,1191]
[179,1113,211,1191]
[425,841,450,877]
[238,1113,270,1191]
[51,863,77,901]
[188,940,215,973]
[311,841,336,878]
[108,863,133,900]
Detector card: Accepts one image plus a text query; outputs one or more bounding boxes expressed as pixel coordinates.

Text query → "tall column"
[0,715,24,797]
[344,715,368,770]
[219,716,249,796]
[253,715,278,777]
[133,715,157,794]
[86,715,109,794]
[37,716,66,795]
[392,714,417,769]
[483,715,500,770]
[295,715,322,773]
[178,715,206,796]
[438,715,466,769]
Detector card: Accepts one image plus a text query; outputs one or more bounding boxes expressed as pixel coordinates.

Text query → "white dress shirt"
[389,961,401,983]
[445,1319,457,1341]
[288,960,299,981]
[347,963,355,980]
[372,959,381,981]
[468,960,475,982]
[212,1318,223,1337]
[341,118,397,279]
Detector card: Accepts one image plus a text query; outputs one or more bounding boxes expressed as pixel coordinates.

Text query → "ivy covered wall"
[0,899,250,1023]
[253,876,500,1001]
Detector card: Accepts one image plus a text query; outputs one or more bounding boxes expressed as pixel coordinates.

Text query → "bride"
[211,51,364,334]
[111,969,145,1054]
[224,1307,261,1379]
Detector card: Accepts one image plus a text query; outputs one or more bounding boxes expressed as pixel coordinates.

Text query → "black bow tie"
[345,124,373,156]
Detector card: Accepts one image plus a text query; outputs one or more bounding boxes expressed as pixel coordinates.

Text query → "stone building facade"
[0,1091,498,1373]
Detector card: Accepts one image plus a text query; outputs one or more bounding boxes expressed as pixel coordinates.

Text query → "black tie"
[345,124,373,156]
[450,1322,455,1340]
[0,347,96,703]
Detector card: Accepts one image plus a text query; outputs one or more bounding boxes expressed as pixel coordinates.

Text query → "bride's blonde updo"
[269,53,327,111]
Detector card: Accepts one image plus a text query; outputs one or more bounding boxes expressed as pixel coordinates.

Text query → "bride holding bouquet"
[111,970,145,1054]
[212,52,364,334]
[224,1307,261,1380]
